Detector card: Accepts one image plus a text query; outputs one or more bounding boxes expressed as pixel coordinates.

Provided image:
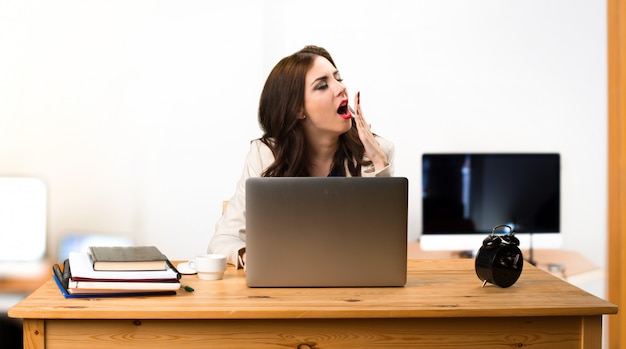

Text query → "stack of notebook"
[53,246,181,298]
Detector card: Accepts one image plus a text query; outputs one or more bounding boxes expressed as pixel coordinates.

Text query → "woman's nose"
[334,81,347,97]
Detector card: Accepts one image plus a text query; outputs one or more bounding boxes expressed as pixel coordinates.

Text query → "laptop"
[245,177,408,287]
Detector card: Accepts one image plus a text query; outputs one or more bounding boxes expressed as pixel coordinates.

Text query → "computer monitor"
[420,153,561,256]
[0,177,49,280]
[0,177,47,262]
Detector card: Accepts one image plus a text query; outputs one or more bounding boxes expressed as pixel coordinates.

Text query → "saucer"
[176,261,196,275]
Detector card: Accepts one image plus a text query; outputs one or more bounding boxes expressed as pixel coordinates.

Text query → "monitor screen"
[420,153,561,252]
[0,177,47,262]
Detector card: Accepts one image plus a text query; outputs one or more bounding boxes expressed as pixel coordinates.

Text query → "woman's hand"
[238,251,247,273]
[352,91,389,171]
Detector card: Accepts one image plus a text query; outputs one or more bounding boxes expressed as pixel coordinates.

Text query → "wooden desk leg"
[582,315,602,349]
[22,319,44,349]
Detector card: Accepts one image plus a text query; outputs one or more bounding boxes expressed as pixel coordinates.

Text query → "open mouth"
[337,100,351,119]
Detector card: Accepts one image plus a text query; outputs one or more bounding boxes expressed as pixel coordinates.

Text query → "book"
[68,278,181,292]
[89,245,168,271]
[52,261,177,298]
[69,252,180,281]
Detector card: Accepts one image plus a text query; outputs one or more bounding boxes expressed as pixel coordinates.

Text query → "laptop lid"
[245,177,408,287]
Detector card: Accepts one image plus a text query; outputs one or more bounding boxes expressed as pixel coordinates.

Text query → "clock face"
[491,246,524,287]
[495,246,523,270]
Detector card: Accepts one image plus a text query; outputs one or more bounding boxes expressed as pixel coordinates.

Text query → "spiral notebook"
[245,177,408,287]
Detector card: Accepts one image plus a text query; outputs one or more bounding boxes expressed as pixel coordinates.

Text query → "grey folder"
[245,177,408,287]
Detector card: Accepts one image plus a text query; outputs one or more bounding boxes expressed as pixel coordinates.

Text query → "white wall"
[0,1,607,293]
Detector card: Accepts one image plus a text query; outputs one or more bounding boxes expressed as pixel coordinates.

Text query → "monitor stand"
[527,233,537,266]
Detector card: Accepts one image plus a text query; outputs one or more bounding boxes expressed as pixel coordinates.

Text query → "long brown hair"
[258,45,369,177]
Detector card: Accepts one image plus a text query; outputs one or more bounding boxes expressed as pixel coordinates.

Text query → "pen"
[181,285,194,292]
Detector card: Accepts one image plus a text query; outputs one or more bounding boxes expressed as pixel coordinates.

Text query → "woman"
[208,45,395,269]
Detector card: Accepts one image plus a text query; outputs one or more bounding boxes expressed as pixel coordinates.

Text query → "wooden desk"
[9,259,617,349]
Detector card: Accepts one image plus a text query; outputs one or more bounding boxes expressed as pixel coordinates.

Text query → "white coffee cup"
[188,254,227,280]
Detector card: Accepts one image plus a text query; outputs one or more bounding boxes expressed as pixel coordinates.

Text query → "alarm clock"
[475,224,523,288]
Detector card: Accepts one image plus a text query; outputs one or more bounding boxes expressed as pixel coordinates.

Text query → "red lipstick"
[338,99,351,119]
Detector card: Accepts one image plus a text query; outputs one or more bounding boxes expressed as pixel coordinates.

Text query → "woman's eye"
[314,82,328,90]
